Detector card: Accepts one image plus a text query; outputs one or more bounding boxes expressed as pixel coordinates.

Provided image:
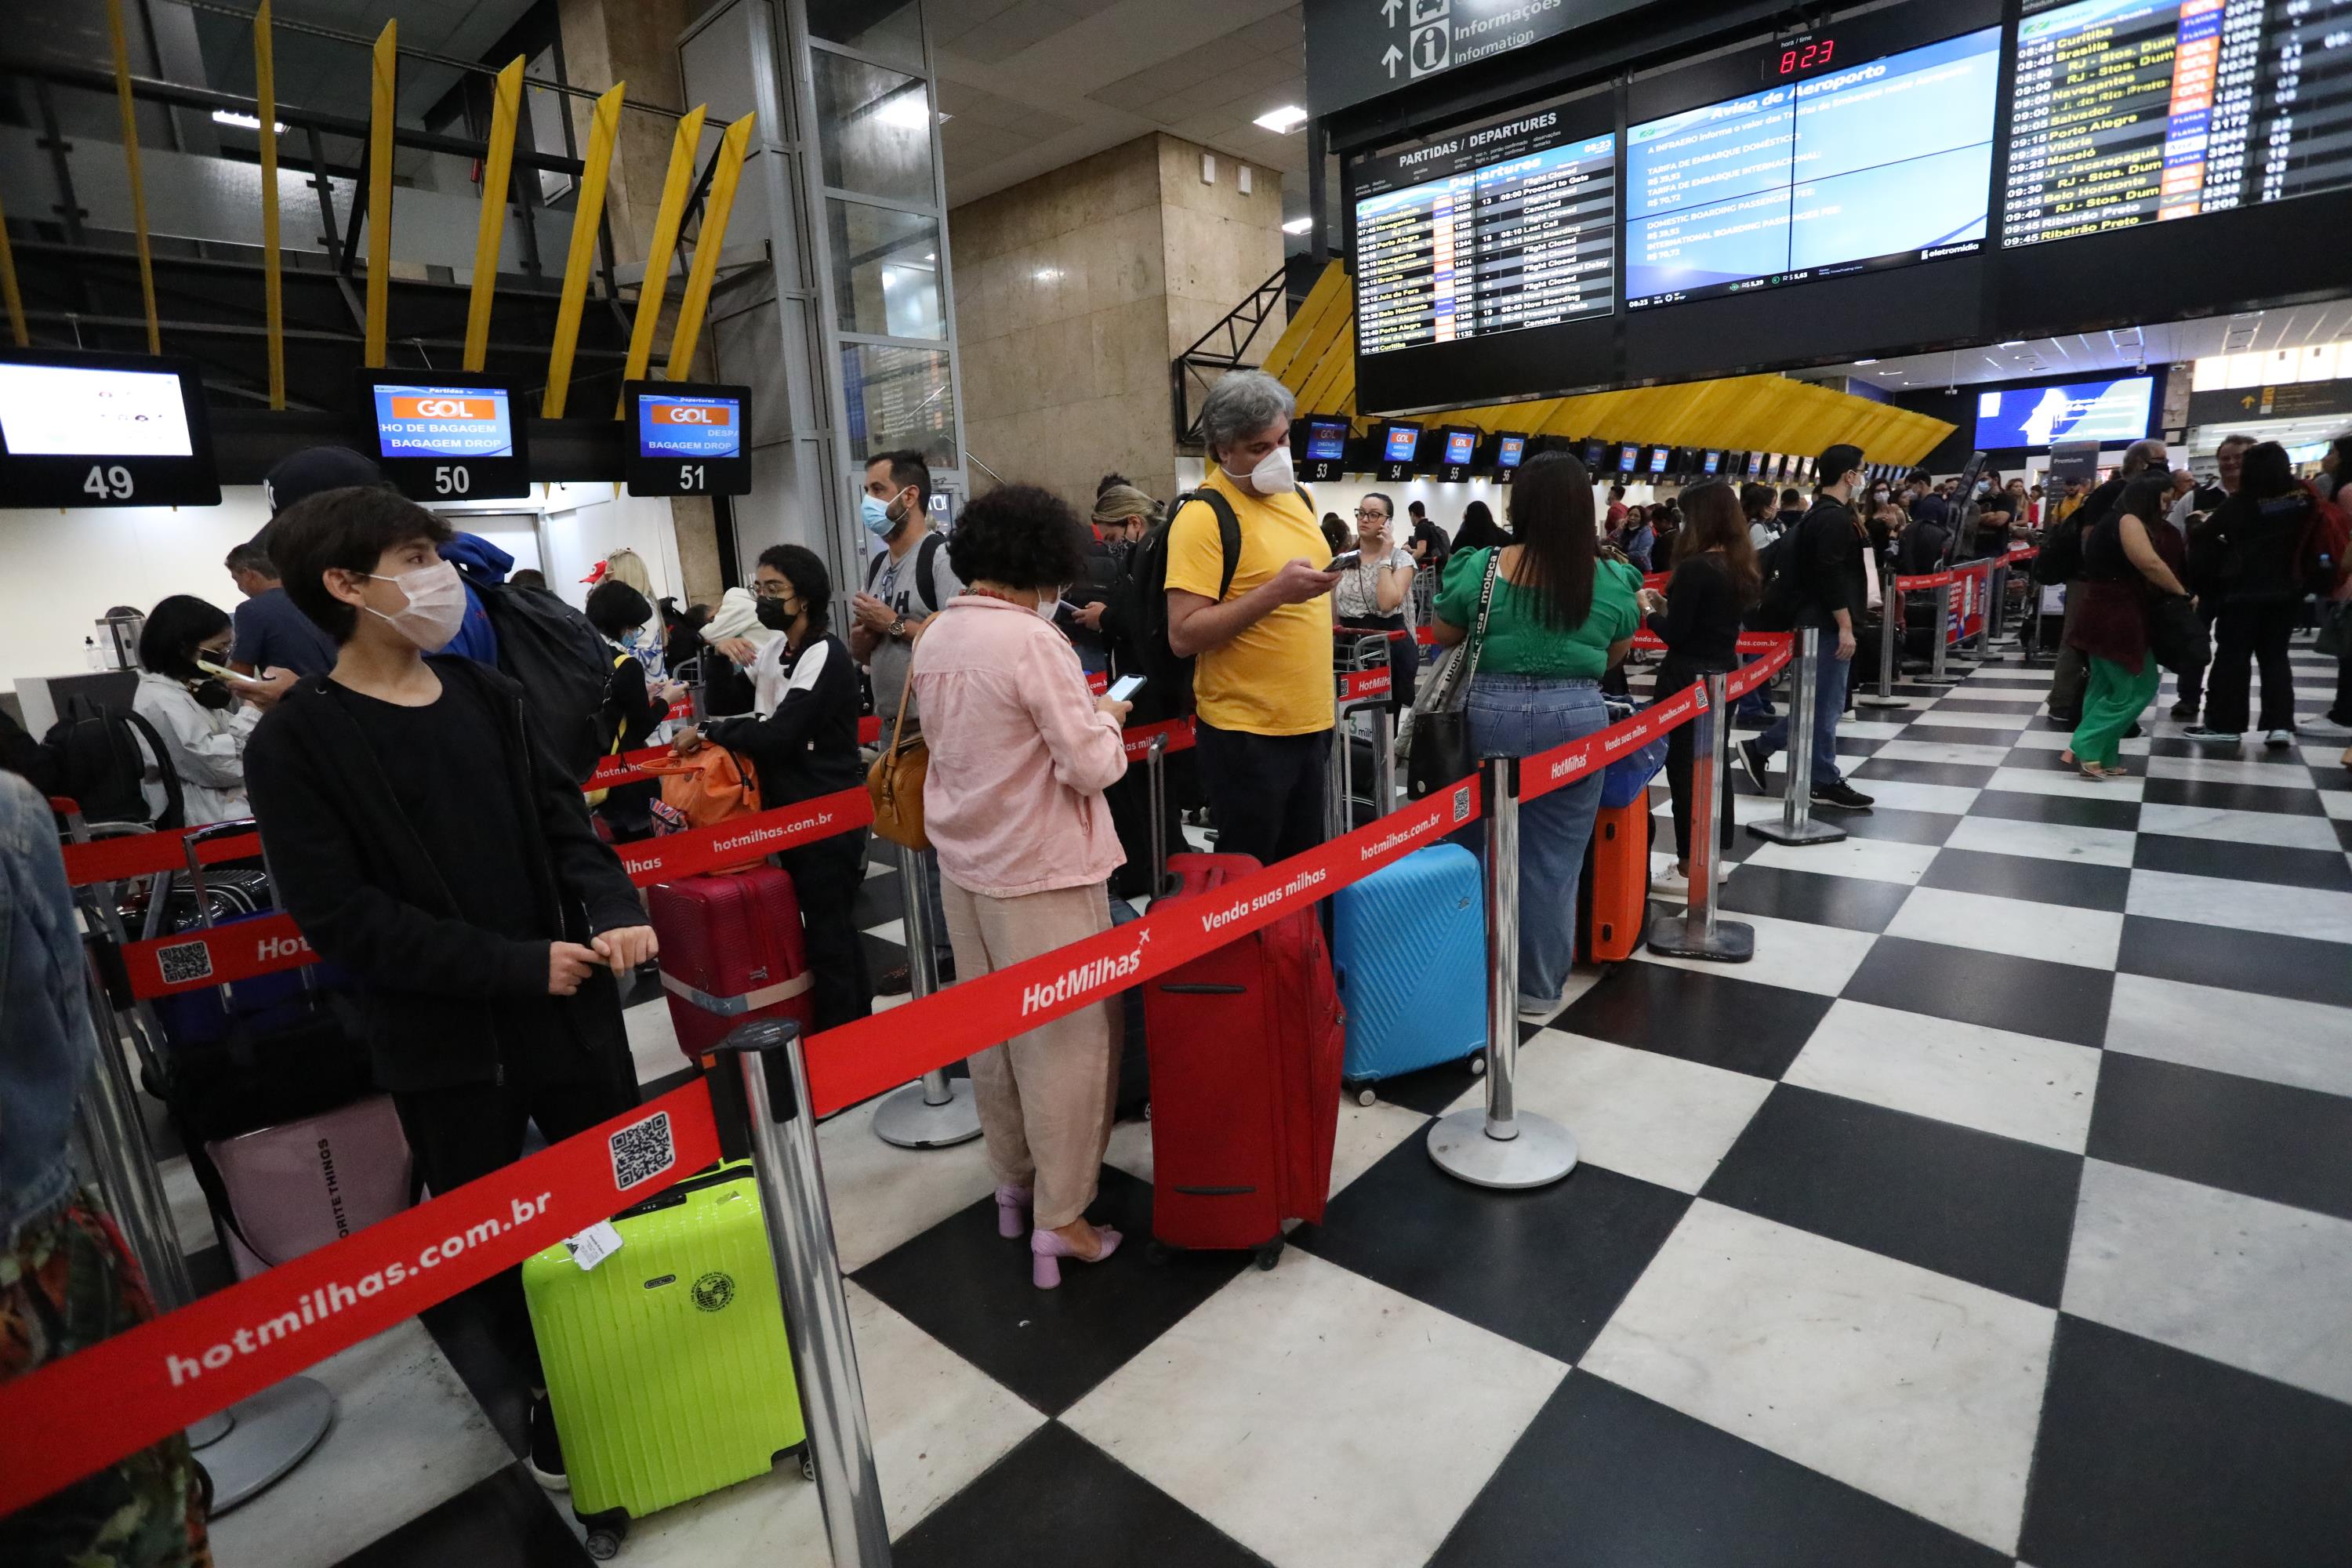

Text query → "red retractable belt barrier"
[0,1081,721,1519]
[1338,667,1392,703]
[1515,636,1791,804]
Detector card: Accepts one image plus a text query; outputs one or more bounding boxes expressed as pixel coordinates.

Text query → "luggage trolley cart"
[1330,629,1399,837]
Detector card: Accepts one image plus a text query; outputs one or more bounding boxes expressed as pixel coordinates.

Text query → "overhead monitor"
[1703,449,1723,475]
[1497,433,1530,470]
[1579,439,1605,470]
[1748,451,1765,477]
[1624,23,2002,310]
[359,370,530,499]
[1618,445,1639,474]
[1442,426,1480,467]
[1648,446,1671,474]
[1378,421,1425,479]
[0,348,219,507]
[1973,376,2155,449]
[1299,414,1352,481]
[625,381,750,497]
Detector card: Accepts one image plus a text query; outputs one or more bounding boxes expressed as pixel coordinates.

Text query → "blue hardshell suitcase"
[1333,844,1486,1096]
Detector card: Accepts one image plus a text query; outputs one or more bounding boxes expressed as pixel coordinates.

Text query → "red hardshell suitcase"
[1142,853,1345,1266]
[1576,798,1651,964]
[646,867,815,1059]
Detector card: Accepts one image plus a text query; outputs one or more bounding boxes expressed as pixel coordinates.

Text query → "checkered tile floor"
[164,644,2352,1568]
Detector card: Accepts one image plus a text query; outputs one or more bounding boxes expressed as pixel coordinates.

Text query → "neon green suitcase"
[522,1160,807,1552]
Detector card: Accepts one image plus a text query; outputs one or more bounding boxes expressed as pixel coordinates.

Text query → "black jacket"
[2208,491,2313,604]
[243,658,642,1094]
[706,631,866,805]
[1788,496,1867,630]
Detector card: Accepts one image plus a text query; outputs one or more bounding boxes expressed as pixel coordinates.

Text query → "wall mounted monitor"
[1578,438,1606,470]
[1497,432,1531,471]
[0,347,219,507]
[1441,426,1481,467]
[1350,83,1619,411]
[1702,449,1723,475]
[1747,451,1765,477]
[1624,21,2002,311]
[1973,376,2155,449]
[1647,445,1671,474]
[1618,445,1639,474]
[358,370,529,500]
[1378,420,1425,480]
[625,380,750,497]
[1298,414,1352,481]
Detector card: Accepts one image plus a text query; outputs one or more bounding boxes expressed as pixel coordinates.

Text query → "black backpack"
[1748,526,1802,632]
[864,532,948,612]
[473,577,611,783]
[2032,510,2087,585]
[1129,488,1253,713]
[38,697,184,828]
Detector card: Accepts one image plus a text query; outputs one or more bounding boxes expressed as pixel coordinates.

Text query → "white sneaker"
[1650,866,1690,898]
[1515,993,1560,1020]
[2297,713,2352,738]
[2264,728,2295,750]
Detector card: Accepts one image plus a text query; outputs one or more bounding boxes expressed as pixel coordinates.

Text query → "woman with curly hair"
[910,483,1135,1289]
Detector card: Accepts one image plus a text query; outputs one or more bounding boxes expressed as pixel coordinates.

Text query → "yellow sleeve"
[1163,499,1229,601]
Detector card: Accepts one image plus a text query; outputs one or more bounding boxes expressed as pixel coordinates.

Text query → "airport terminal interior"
[3,2,2351,1566]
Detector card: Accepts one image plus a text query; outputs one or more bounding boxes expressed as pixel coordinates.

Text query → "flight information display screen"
[1352,91,1617,358]
[2002,0,2352,246]
[1624,25,2001,308]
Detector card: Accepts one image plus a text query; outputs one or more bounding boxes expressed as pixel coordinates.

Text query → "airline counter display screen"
[0,350,219,507]
[1352,89,1617,358]
[624,380,751,496]
[372,383,515,459]
[1625,25,2002,309]
[636,391,742,461]
[2002,0,2352,246]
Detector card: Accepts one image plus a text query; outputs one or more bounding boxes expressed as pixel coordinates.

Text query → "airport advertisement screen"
[0,362,194,457]
[2002,0,2352,248]
[635,391,741,460]
[1974,376,2155,447]
[372,383,516,459]
[1625,25,2002,309]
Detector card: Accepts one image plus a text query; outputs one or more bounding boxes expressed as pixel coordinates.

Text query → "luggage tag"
[562,1220,626,1271]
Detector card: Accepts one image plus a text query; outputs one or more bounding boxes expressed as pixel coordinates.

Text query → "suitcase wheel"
[800,1449,817,1483]
[1254,1238,1283,1272]
[578,1507,626,1559]
[1469,1054,1487,1076]
[1352,1083,1377,1109]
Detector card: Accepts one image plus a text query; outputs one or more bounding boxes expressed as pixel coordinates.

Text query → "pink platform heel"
[994,1185,1032,1240]
[1031,1225,1122,1289]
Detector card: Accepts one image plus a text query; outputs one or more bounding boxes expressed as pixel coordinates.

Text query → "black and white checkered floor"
[155,644,2352,1567]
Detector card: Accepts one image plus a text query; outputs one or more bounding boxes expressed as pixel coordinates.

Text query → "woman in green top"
[1432,452,1642,1015]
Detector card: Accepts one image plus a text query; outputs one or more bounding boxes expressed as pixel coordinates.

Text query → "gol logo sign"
[651,402,733,426]
[391,395,492,420]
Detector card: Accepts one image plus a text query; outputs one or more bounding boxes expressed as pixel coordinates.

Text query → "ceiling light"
[212,109,284,133]
[1282,216,1313,234]
[1853,358,1878,365]
[1997,339,2026,347]
[924,252,935,261]
[1034,267,1062,282]
[877,92,932,131]
[1254,105,1309,133]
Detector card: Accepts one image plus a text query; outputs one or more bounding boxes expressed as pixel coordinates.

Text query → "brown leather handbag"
[866,627,929,849]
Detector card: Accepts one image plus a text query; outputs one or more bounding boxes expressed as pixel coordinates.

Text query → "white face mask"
[1223,443,1294,496]
[1036,588,1064,622]
[367,559,469,652]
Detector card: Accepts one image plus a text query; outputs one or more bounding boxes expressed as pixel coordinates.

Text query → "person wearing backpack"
[132,593,285,826]
[848,449,960,994]
[245,485,655,1490]
[1161,370,1342,867]
[2046,438,2165,725]
[583,580,677,841]
[2183,441,2317,750]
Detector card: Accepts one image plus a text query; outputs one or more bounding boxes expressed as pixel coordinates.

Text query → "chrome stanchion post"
[1746,629,1847,847]
[717,1022,892,1568]
[1856,591,1907,712]
[1370,704,1397,820]
[1921,587,1962,685]
[871,842,980,1149]
[1428,757,1577,1189]
[1648,672,1754,960]
[1327,716,1352,840]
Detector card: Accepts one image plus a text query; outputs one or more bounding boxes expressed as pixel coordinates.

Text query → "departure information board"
[2003,0,2352,245]
[1624,25,2002,309]
[1352,91,1617,358]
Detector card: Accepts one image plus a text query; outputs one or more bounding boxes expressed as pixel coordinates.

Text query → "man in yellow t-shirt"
[1165,370,1341,866]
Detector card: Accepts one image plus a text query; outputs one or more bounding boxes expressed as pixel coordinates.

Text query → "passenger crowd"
[7,367,2352,1566]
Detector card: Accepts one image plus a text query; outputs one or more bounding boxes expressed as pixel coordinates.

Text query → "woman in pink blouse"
[909,484,1135,1288]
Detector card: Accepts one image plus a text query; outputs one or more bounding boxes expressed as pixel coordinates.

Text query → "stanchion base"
[871,1078,982,1149]
[1746,817,1847,845]
[1854,695,1916,711]
[1646,914,1756,961]
[199,1376,336,1515]
[1427,1109,1578,1190]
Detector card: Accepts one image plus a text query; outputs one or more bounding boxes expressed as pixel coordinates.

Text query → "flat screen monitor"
[1974,376,2154,448]
[0,349,219,506]
[359,370,530,499]
[1618,445,1639,473]
[625,380,750,496]
[1747,451,1765,477]
[1579,439,1604,470]
[1648,446,1671,474]
[1624,23,2002,310]
[1443,426,1480,466]
[1305,417,1351,462]
[1498,434,1530,470]
[1703,449,1723,475]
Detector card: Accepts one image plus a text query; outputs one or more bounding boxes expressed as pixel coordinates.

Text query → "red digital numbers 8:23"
[1779,38,1834,75]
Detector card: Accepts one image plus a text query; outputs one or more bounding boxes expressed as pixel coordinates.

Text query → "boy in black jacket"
[1738,445,1876,811]
[245,485,655,1489]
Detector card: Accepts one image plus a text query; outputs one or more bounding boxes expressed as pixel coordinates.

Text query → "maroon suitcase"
[1142,853,1345,1267]
[646,866,815,1060]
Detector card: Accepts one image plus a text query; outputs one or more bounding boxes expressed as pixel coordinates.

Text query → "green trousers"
[2071,654,2159,768]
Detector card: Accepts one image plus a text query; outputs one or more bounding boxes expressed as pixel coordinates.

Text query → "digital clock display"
[1770,37,1837,79]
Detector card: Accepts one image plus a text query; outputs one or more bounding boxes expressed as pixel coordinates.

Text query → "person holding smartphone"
[1334,492,1420,710]
[131,593,285,826]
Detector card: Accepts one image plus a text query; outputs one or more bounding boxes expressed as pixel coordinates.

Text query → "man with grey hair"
[1164,369,1340,865]
[2049,436,2166,726]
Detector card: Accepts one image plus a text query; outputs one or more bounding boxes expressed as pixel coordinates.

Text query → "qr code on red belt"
[610,1111,676,1190]
[156,941,215,987]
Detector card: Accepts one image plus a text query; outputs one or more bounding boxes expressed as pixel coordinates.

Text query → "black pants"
[396,1056,638,1381]
[2049,586,2089,718]
[2169,601,2220,712]
[1656,660,1737,863]
[778,827,873,1032]
[2204,600,2299,734]
[1194,720,1332,867]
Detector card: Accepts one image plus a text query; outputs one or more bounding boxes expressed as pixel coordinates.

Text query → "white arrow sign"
[1382,42,1403,76]
[1381,0,1403,22]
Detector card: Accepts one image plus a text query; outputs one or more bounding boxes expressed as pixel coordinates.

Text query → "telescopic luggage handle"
[180,817,263,1007]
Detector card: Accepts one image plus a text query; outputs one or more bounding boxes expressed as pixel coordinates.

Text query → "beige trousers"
[938,878,1119,1230]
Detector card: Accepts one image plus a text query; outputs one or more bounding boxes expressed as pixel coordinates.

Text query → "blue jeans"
[1733,648,1777,717]
[1754,638,1849,786]
[1465,675,1609,1005]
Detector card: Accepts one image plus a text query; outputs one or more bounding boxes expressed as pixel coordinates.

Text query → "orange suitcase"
[1576,799,1651,963]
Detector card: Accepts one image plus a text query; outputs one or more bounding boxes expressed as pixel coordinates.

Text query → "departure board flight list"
[1353,95,1617,358]
[2004,0,2352,245]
